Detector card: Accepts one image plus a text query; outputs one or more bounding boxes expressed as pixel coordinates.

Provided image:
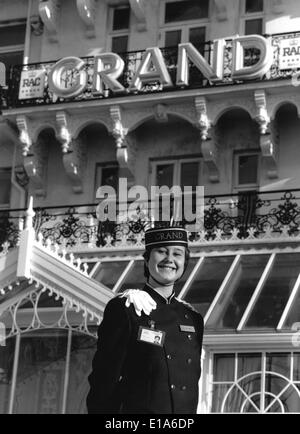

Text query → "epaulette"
[175,297,199,314]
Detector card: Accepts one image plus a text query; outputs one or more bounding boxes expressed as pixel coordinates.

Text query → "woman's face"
[146,246,186,285]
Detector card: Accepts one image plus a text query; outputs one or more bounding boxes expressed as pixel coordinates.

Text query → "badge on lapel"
[137,320,165,347]
[179,325,196,332]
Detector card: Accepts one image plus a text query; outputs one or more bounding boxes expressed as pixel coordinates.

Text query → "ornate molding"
[55,111,87,192]
[14,165,30,188]
[210,97,256,126]
[194,97,219,182]
[201,137,219,183]
[56,111,72,153]
[110,105,128,148]
[254,90,270,135]
[109,105,137,181]
[38,0,60,43]
[260,121,279,179]
[30,14,44,36]
[63,137,87,194]
[195,97,211,140]
[129,0,147,31]
[254,90,278,179]
[153,103,168,123]
[76,0,97,38]
[214,0,228,21]
[24,138,49,197]
[16,115,34,156]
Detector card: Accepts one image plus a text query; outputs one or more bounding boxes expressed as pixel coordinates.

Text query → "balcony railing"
[1,189,300,253]
[1,31,300,109]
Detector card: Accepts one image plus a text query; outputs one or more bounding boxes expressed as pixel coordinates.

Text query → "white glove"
[120,289,157,316]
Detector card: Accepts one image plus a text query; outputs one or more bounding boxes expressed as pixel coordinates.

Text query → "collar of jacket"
[143,284,176,305]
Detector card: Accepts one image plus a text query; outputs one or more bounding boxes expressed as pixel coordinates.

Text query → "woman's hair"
[143,247,190,279]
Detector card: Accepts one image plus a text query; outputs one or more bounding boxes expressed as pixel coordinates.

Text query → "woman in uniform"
[86,226,204,414]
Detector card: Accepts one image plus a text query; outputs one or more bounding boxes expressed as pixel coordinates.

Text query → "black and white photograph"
[0,0,300,418]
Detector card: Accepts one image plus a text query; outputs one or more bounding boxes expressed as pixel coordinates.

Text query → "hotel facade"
[0,0,300,413]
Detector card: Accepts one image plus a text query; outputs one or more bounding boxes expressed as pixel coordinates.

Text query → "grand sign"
[19,34,274,100]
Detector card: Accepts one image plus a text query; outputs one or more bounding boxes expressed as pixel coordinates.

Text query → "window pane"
[189,27,206,52]
[0,24,26,46]
[282,286,300,329]
[211,383,234,412]
[293,354,300,381]
[265,353,293,412]
[246,253,300,328]
[238,155,258,185]
[245,18,263,35]
[14,331,68,414]
[0,337,15,414]
[111,35,128,54]
[118,260,145,292]
[96,165,119,192]
[175,257,199,296]
[165,0,209,23]
[238,353,261,379]
[267,384,300,413]
[165,30,182,47]
[0,51,24,81]
[156,163,174,188]
[212,351,300,413]
[0,169,11,205]
[180,161,199,189]
[66,334,96,414]
[93,261,130,289]
[245,0,263,13]
[266,353,290,378]
[112,7,130,30]
[207,255,270,330]
[213,353,235,382]
[183,256,234,316]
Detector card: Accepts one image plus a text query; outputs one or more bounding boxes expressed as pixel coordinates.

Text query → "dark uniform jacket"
[86,284,204,414]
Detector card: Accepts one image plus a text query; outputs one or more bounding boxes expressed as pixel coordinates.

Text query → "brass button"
[167,354,172,360]
[181,386,187,391]
[187,358,192,364]
[171,384,176,390]
[187,334,192,340]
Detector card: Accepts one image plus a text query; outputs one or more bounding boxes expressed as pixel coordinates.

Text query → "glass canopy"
[85,251,300,331]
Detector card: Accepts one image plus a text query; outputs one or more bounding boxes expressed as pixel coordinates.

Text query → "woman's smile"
[147,246,185,285]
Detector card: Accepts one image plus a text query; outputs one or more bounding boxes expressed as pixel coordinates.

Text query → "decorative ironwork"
[2,281,98,340]
[3,31,300,109]
[2,190,300,252]
[97,205,151,247]
[33,207,97,247]
[0,212,20,253]
[202,191,300,240]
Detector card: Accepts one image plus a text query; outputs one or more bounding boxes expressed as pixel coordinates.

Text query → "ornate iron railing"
[1,31,299,109]
[2,189,300,252]
[0,211,21,253]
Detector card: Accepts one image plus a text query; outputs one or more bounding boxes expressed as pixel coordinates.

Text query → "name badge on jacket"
[180,325,196,332]
[138,326,165,347]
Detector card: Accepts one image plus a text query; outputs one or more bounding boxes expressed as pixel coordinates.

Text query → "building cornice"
[3,78,298,119]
